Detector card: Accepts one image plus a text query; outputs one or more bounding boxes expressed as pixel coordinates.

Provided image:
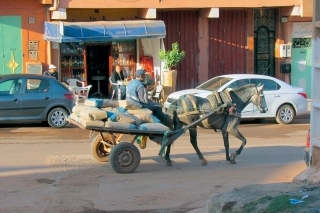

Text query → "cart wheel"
[109,142,141,173]
[91,133,114,162]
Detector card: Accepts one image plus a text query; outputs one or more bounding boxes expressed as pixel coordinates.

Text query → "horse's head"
[251,84,268,113]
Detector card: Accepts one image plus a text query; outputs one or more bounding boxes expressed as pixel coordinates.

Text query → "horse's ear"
[257,84,264,91]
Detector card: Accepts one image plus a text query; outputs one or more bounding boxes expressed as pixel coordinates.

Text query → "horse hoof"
[201,159,208,166]
[230,153,237,160]
[229,159,237,164]
[166,161,172,166]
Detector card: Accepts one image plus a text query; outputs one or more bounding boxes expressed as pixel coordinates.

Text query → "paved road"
[0,114,310,213]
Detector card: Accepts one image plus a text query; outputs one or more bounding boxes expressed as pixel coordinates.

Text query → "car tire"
[276,104,295,124]
[47,107,69,128]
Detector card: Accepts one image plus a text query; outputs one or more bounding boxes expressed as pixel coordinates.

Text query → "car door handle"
[45,96,50,100]
[274,95,280,97]
[13,98,18,102]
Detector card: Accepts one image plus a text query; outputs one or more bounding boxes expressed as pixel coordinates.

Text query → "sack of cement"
[118,100,142,109]
[112,107,127,114]
[69,113,104,127]
[127,108,153,115]
[72,105,97,115]
[104,121,137,130]
[138,123,170,131]
[76,107,107,121]
[100,107,114,112]
[84,98,119,108]
[107,112,141,125]
[134,114,160,124]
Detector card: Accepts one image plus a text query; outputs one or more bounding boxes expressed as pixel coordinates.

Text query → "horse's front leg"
[189,128,207,165]
[164,144,172,166]
[229,127,247,163]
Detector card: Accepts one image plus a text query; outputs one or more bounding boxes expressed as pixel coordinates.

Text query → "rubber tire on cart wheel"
[47,107,69,128]
[91,133,113,162]
[109,142,141,173]
[276,104,295,124]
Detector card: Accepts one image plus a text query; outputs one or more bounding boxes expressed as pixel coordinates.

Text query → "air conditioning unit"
[280,63,291,73]
[279,44,292,58]
[26,62,42,75]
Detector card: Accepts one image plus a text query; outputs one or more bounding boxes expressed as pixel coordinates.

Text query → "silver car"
[0,74,75,128]
[164,74,308,124]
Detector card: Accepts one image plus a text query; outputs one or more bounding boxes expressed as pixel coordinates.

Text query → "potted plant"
[159,42,185,96]
[159,42,186,71]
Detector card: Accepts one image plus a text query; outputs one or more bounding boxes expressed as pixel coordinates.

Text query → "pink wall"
[198,17,209,84]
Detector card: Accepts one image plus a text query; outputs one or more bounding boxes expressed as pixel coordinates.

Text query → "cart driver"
[126,69,165,123]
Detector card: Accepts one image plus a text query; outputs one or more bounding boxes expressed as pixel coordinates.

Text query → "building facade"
[0,0,313,96]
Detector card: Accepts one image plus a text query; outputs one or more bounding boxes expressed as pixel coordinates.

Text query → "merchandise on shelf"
[60,42,86,84]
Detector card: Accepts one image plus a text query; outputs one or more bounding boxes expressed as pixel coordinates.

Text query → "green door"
[0,16,22,75]
[291,38,312,98]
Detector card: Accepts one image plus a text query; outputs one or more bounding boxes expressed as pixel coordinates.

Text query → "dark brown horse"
[163,84,268,166]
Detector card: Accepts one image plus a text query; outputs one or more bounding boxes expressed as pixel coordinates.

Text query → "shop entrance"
[86,44,110,97]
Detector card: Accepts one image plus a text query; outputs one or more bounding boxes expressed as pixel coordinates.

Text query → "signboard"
[292,22,313,38]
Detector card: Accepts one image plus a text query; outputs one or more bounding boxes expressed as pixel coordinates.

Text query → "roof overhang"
[43,20,166,43]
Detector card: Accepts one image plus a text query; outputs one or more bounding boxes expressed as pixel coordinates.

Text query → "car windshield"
[196,76,233,91]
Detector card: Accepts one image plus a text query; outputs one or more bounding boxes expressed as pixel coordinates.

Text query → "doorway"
[254,9,276,77]
[86,45,110,96]
[0,16,23,75]
[291,38,312,97]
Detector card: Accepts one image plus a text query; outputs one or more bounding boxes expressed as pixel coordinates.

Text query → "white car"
[164,74,308,124]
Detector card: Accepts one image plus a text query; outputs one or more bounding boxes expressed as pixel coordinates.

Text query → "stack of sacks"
[70,98,170,131]
[69,104,107,127]
[84,98,119,108]
[104,106,170,131]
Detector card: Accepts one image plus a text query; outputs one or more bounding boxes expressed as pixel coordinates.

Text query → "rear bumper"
[295,99,309,116]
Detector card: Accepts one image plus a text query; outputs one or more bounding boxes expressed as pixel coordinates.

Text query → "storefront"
[43,20,166,95]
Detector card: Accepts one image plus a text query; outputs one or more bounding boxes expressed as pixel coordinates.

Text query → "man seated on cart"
[126,69,167,125]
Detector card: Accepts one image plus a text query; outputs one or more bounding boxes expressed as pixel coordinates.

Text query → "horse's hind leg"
[163,112,183,167]
[189,128,207,165]
[221,130,234,164]
[165,144,172,166]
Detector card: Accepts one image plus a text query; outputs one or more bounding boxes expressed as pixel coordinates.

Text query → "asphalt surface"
[0,113,310,213]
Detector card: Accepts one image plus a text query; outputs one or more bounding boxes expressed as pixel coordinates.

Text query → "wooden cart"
[67,110,217,173]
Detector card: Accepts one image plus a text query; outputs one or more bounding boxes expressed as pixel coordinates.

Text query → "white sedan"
[164,74,308,124]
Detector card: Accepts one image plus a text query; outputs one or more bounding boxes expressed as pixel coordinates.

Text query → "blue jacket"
[126,79,145,103]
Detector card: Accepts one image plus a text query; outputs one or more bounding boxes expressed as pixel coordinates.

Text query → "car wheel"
[276,104,295,124]
[47,107,69,128]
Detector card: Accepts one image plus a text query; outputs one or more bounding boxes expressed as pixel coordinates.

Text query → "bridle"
[251,86,264,111]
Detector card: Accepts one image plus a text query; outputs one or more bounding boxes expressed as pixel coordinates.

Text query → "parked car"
[0,74,75,128]
[164,74,308,124]
[304,129,311,166]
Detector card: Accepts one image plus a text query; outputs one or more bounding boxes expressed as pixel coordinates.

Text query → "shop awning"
[43,20,166,43]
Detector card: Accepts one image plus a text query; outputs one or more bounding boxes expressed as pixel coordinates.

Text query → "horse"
[163,84,268,166]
